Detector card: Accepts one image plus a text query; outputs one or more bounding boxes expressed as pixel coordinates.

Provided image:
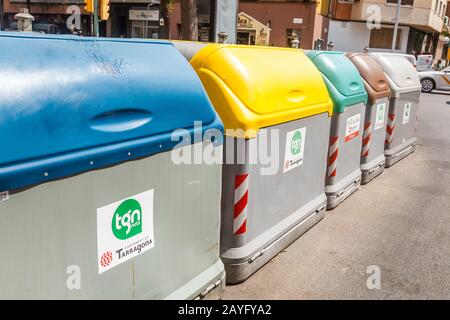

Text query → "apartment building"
[325,0,448,57]
[168,0,328,49]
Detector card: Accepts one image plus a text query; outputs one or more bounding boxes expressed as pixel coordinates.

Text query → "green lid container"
[306,51,368,113]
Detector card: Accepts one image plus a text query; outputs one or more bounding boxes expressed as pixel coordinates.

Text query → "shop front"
[236,11,270,46]
[108,0,161,38]
[2,0,92,35]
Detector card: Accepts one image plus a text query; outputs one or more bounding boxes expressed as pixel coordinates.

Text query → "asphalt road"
[223,92,450,300]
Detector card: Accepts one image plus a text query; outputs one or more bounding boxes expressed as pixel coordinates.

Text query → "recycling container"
[347,53,391,184]
[370,53,421,167]
[306,51,368,210]
[189,44,334,284]
[0,33,225,299]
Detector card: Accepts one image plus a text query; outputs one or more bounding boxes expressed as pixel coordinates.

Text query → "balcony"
[350,0,445,33]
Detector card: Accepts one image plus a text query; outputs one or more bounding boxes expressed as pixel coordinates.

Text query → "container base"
[163,260,225,300]
[361,162,385,185]
[223,203,326,285]
[385,142,416,168]
[326,171,362,210]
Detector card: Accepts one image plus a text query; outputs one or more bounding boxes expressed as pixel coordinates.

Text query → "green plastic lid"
[306,51,368,113]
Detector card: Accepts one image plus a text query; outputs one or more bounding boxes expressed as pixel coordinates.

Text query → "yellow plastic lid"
[190,44,333,138]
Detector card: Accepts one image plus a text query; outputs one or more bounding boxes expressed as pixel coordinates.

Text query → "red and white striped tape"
[361,122,372,158]
[234,173,249,235]
[328,136,339,178]
[385,114,396,145]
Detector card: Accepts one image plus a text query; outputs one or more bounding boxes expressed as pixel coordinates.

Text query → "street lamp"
[392,0,401,52]
[145,0,160,38]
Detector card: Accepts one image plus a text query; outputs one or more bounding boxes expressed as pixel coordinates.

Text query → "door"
[237,32,250,45]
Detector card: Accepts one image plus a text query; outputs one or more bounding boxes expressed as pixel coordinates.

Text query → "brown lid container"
[346,52,391,104]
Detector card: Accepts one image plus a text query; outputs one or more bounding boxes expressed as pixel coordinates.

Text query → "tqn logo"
[112,199,143,240]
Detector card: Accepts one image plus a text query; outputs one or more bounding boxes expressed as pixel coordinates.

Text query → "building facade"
[236,11,271,45]
[325,0,448,58]
[237,0,329,49]
[1,0,92,34]
[107,0,163,38]
[168,0,329,49]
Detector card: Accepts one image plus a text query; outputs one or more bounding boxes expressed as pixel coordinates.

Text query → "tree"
[180,0,198,41]
[159,0,170,39]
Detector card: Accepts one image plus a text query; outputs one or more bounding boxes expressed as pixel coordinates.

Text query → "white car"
[419,67,450,93]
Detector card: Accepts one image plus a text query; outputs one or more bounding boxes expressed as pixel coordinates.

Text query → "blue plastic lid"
[0,33,223,191]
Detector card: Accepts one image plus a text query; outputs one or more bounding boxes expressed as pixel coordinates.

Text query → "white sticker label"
[403,103,412,124]
[345,113,361,142]
[97,189,155,274]
[284,127,307,173]
[375,103,386,130]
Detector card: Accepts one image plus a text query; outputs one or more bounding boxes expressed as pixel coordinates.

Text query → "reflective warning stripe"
[234,174,248,235]
[328,136,339,178]
[385,114,396,145]
[361,122,372,157]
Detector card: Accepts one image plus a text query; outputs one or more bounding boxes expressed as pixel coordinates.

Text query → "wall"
[350,0,444,33]
[3,0,88,15]
[238,1,317,48]
[313,10,330,45]
[328,20,410,53]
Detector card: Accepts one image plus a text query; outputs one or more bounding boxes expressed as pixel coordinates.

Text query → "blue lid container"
[0,33,223,191]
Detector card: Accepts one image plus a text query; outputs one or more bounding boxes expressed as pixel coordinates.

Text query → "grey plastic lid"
[171,41,208,61]
[370,53,421,97]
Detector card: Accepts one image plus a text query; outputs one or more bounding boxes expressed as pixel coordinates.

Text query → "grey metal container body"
[360,97,390,184]
[326,103,365,210]
[385,91,420,167]
[220,114,330,284]
[0,143,225,300]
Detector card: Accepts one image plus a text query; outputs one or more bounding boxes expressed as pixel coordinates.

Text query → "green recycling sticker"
[403,103,412,124]
[290,130,302,155]
[112,199,143,240]
[97,189,154,274]
[284,127,306,173]
[375,103,386,130]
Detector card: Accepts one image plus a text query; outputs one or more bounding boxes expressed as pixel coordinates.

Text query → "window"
[386,0,414,6]
[286,29,302,47]
[131,20,159,39]
[370,27,402,50]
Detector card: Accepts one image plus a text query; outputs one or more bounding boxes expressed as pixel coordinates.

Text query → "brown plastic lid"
[346,52,391,103]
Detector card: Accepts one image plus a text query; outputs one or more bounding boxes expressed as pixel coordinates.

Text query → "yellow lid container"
[190,44,333,138]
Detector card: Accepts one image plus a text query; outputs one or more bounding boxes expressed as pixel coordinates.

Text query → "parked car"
[32,23,61,34]
[419,67,450,93]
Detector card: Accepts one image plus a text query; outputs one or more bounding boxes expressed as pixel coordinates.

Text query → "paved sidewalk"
[223,92,450,299]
